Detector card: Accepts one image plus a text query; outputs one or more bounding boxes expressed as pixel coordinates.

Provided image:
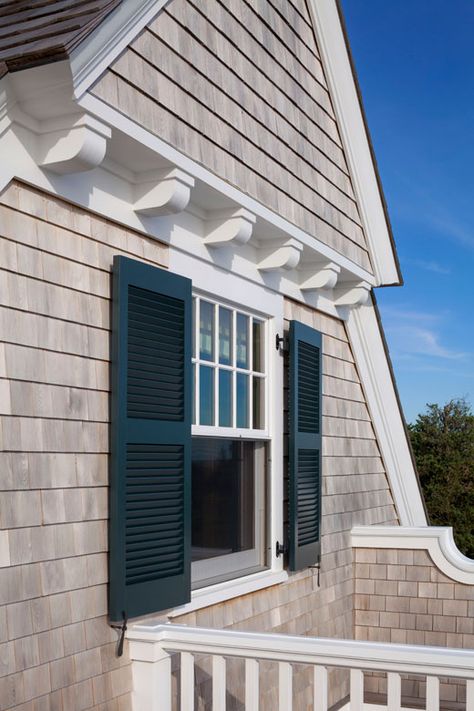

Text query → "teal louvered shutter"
[109,255,192,622]
[288,320,322,571]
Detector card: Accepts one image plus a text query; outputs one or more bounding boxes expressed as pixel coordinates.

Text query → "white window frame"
[167,250,287,614]
[191,292,270,587]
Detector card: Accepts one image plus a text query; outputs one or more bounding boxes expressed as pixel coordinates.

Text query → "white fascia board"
[352,526,474,584]
[346,301,426,526]
[308,0,400,287]
[70,0,171,99]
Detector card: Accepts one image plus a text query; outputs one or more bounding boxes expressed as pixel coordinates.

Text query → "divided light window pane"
[237,373,249,428]
[219,370,232,427]
[236,313,249,369]
[253,319,264,373]
[200,365,214,425]
[252,376,264,430]
[219,307,232,365]
[200,300,214,362]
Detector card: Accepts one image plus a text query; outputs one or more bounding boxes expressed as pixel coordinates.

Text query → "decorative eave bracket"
[300,262,341,293]
[334,281,371,308]
[204,208,256,248]
[39,113,111,174]
[134,168,195,217]
[258,238,303,273]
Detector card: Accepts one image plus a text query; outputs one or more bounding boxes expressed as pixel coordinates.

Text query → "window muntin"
[192,297,268,434]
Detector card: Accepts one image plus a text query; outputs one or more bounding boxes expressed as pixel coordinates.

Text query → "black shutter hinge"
[110,611,128,657]
[275,333,288,352]
[275,540,287,557]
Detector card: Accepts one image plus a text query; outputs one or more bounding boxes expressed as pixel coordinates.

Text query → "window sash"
[192,295,269,436]
[191,440,267,588]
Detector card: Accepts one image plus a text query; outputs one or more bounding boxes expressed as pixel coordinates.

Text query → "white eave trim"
[308,0,400,286]
[352,526,474,585]
[70,0,171,99]
[345,301,426,527]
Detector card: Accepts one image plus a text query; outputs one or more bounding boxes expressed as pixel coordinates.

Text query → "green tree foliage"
[409,399,474,558]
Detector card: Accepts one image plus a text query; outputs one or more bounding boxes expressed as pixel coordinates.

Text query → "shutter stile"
[110,256,192,622]
[289,321,322,571]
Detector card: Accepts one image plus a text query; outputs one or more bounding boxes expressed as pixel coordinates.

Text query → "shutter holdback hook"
[111,611,128,657]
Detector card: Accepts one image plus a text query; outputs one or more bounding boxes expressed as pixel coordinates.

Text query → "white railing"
[127,623,474,711]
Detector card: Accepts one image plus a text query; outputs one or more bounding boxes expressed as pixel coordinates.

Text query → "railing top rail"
[127,624,474,678]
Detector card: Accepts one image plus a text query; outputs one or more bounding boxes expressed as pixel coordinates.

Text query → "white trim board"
[352,526,474,585]
[346,301,426,527]
[70,0,171,99]
[308,0,400,286]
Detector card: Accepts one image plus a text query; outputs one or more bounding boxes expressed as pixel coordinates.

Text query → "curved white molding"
[204,207,256,247]
[258,238,303,273]
[39,114,111,174]
[346,302,426,526]
[352,525,474,585]
[134,168,194,216]
[300,262,340,292]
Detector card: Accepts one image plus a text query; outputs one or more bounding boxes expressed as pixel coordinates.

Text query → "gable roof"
[0,0,121,79]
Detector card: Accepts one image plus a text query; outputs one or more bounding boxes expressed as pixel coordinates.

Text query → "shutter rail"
[128,623,474,711]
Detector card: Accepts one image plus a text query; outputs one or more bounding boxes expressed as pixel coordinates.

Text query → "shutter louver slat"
[109,256,192,622]
[289,321,322,571]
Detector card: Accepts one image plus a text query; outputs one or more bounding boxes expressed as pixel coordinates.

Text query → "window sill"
[166,568,288,618]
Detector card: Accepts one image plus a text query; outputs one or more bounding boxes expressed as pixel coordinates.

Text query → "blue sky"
[341,0,474,423]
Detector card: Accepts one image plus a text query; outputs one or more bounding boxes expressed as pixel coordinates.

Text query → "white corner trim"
[164,570,288,619]
[308,0,399,287]
[345,302,426,527]
[70,0,171,99]
[352,526,474,585]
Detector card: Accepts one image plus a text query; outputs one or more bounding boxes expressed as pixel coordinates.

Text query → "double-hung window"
[191,296,269,587]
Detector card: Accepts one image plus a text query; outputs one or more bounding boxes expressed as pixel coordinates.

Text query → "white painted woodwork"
[278,662,292,711]
[387,672,401,711]
[352,526,474,584]
[212,655,226,711]
[204,208,256,247]
[134,168,195,216]
[425,676,439,711]
[350,669,364,711]
[128,624,474,711]
[300,263,340,292]
[258,239,303,273]
[39,113,111,174]
[313,665,328,711]
[245,658,259,710]
[467,679,474,711]
[334,281,370,307]
[180,652,195,711]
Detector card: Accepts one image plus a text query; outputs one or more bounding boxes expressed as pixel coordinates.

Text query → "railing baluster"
[212,655,226,711]
[313,665,328,711]
[245,658,259,710]
[426,676,440,711]
[350,669,364,711]
[279,662,292,711]
[387,672,402,711]
[180,652,194,711]
[467,680,474,711]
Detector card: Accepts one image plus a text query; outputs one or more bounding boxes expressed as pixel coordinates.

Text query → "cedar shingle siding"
[91,0,373,272]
